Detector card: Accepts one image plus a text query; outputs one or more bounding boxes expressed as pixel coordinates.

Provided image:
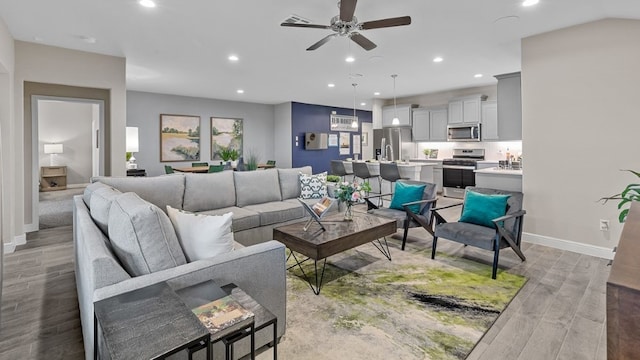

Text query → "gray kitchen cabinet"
[495,72,522,140]
[412,107,448,142]
[382,104,415,127]
[448,94,487,124]
[481,101,499,141]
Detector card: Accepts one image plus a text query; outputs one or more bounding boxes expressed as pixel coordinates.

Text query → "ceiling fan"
[281,0,411,51]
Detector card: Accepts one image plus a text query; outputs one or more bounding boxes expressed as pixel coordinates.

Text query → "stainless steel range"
[442,149,485,198]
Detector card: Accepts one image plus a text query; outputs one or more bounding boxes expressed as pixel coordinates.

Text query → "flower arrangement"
[334,181,372,220]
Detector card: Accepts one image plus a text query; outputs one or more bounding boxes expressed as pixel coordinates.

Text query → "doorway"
[30,96,105,231]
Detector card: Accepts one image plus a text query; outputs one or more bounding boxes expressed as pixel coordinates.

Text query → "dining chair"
[192,162,208,167]
[267,160,276,166]
[208,164,225,173]
[164,165,174,174]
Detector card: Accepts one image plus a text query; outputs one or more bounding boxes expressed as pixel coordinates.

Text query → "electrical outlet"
[599,219,610,231]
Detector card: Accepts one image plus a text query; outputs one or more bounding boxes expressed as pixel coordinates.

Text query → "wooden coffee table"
[273,212,396,295]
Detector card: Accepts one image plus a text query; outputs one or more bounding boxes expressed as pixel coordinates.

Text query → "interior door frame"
[28,96,105,232]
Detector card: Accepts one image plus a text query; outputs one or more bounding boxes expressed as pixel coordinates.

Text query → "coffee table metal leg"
[371,236,392,261]
[289,251,327,295]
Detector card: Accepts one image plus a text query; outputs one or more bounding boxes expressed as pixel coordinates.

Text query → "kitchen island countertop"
[474,167,522,176]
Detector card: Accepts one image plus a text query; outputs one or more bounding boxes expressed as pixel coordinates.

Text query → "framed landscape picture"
[160,114,201,162]
[211,117,243,160]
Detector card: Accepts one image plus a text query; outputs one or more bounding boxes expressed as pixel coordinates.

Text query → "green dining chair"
[208,164,225,173]
[164,165,174,174]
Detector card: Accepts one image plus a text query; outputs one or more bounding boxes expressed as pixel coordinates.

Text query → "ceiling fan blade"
[360,16,412,30]
[281,22,331,30]
[307,34,337,51]
[350,33,376,51]
[339,0,357,22]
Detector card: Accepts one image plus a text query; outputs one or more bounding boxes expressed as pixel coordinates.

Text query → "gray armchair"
[366,180,438,250]
[431,187,526,279]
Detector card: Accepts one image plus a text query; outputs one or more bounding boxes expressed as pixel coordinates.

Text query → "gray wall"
[273,102,292,168]
[38,100,93,185]
[127,91,276,177]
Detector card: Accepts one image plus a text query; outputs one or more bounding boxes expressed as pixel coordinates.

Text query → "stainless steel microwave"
[447,123,481,142]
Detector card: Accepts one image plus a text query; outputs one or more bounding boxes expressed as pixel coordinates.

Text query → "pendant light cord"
[392,74,399,124]
[352,83,358,128]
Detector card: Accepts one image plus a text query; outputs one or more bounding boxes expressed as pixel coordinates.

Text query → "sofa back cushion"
[108,192,187,276]
[83,182,113,207]
[234,169,282,207]
[183,171,236,212]
[89,185,123,235]
[278,166,312,200]
[92,175,185,212]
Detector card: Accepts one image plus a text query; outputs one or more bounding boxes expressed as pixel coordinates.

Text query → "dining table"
[172,166,209,173]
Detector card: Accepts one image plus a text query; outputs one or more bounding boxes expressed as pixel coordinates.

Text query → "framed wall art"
[211,117,243,160]
[160,114,201,162]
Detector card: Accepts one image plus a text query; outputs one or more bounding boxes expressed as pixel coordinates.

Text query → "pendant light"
[391,74,399,125]
[351,83,358,128]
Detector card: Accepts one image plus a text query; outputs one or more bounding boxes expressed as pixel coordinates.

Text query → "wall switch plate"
[599,219,610,231]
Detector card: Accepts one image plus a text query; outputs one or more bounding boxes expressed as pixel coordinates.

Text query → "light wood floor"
[0,218,610,359]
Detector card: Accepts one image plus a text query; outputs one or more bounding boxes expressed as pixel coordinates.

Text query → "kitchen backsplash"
[414,141,522,161]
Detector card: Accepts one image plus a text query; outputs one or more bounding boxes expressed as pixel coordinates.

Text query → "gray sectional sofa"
[74,166,321,360]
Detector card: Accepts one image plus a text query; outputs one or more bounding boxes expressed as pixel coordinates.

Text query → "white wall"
[522,18,640,254]
[126,91,276,176]
[274,102,292,168]
[38,100,93,185]
[15,41,126,231]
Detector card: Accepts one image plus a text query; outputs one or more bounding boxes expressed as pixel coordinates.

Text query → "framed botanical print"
[211,117,243,160]
[160,114,200,162]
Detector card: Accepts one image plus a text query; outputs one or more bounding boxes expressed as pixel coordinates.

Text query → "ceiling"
[1,0,639,109]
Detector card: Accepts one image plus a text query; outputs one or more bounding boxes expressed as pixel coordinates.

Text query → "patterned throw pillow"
[299,172,327,199]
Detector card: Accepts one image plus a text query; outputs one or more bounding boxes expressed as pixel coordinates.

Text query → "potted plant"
[228,148,240,168]
[600,169,640,222]
[423,149,431,158]
[245,150,259,171]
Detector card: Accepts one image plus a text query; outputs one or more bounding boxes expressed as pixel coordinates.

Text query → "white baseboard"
[15,233,26,246]
[3,234,25,254]
[522,232,615,260]
[4,241,15,254]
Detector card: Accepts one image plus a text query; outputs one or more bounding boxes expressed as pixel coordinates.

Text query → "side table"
[177,280,278,360]
[93,282,210,360]
[126,169,147,177]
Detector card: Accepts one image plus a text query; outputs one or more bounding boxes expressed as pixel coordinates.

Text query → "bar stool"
[330,160,353,182]
[380,162,410,198]
[352,162,381,197]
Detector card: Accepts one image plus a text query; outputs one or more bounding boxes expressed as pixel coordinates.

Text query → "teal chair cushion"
[459,190,510,228]
[389,182,426,214]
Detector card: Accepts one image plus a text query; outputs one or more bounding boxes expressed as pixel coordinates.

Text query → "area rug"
[279,242,527,360]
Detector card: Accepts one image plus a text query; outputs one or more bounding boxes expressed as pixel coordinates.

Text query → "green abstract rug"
[278,242,526,360]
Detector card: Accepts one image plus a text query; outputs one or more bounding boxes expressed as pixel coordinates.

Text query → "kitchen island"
[343,160,436,194]
[474,167,523,192]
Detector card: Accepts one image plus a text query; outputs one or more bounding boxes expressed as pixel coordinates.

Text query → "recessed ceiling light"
[228,55,239,62]
[433,57,443,63]
[139,0,156,8]
[522,0,539,7]
[474,74,483,78]
[328,83,335,88]
[345,56,355,63]
[374,92,380,96]
[236,89,244,94]
[360,102,366,106]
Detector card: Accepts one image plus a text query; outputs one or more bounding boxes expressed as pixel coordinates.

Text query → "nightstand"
[40,166,67,191]
[126,169,147,177]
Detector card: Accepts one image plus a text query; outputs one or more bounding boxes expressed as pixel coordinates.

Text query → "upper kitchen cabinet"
[382,104,416,127]
[481,101,499,141]
[413,107,448,142]
[495,72,522,140]
[448,94,487,124]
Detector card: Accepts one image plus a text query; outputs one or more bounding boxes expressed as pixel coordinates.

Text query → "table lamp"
[43,143,63,166]
[126,127,139,169]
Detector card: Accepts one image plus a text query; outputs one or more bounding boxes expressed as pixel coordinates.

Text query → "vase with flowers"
[334,181,372,221]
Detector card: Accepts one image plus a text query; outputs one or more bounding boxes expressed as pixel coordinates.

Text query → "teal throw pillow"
[459,191,511,228]
[389,182,426,214]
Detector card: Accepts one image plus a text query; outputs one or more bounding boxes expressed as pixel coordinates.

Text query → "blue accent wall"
[291,102,372,174]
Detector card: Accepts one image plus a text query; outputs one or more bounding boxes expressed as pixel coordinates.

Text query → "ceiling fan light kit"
[281,0,411,51]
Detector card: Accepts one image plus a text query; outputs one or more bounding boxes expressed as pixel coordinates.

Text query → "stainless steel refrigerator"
[373,127,413,162]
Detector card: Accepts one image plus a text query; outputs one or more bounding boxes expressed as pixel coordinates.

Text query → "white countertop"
[477,160,500,164]
[346,160,436,167]
[474,167,523,176]
[409,158,443,162]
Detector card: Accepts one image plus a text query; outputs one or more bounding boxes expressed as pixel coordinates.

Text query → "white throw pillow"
[299,171,327,199]
[166,205,235,262]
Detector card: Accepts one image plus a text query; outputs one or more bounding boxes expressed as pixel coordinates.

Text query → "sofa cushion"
[234,169,282,207]
[89,186,122,235]
[108,192,187,276]
[278,166,312,200]
[166,206,234,262]
[299,172,327,199]
[183,171,236,212]
[243,201,305,226]
[92,174,185,212]
[83,182,113,207]
[197,206,261,232]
